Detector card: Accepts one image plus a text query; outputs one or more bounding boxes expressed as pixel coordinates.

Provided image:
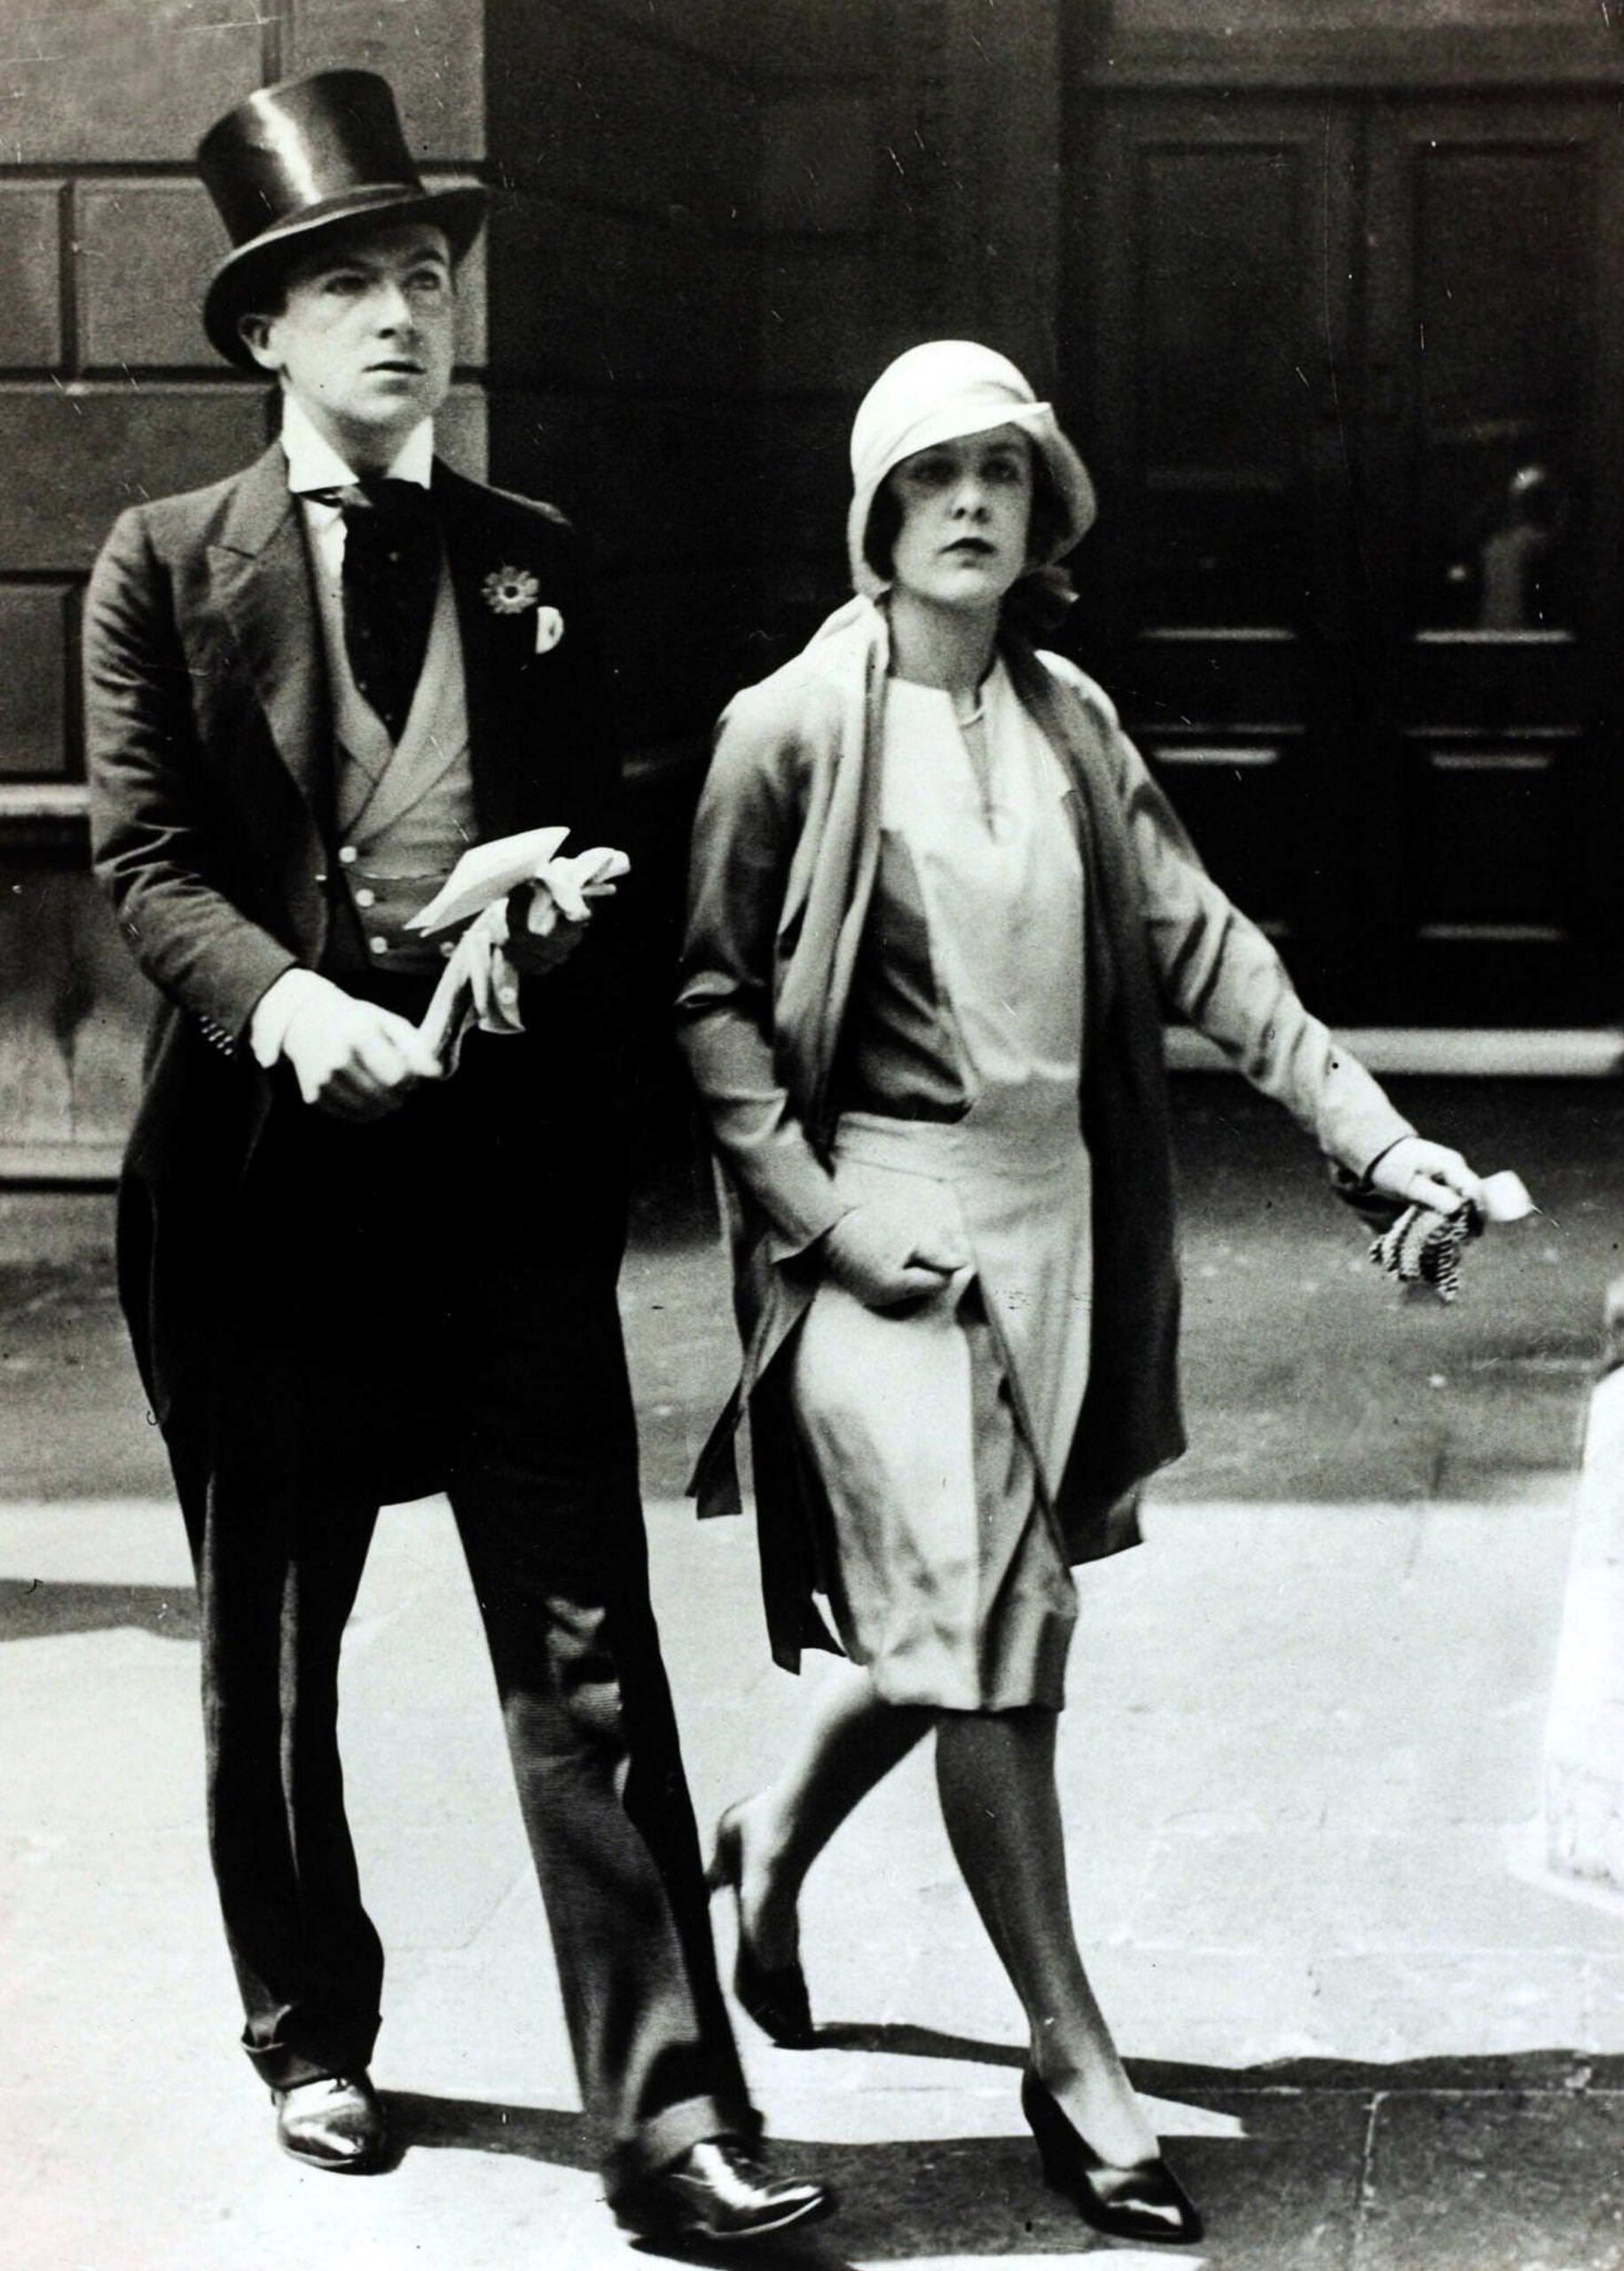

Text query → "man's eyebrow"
[299,238,450,279]
[294,248,371,282]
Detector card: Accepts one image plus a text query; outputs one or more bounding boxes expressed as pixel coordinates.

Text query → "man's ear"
[238,310,279,373]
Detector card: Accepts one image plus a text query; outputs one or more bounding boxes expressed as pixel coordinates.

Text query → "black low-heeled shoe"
[706,1804,815,2049]
[1020,2069,1204,2246]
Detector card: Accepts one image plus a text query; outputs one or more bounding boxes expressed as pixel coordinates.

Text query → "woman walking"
[676,341,1484,2244]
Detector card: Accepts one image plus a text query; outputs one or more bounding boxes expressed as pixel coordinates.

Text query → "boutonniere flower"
[483,565,540,616]
[482,567,565,655]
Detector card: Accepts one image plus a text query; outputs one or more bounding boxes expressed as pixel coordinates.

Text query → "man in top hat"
[84,68,830,2245]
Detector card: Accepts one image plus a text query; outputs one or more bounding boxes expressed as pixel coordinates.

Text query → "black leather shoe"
[707,1805,815,2048]
[272,2073,388,2173]
[615,2136,835,2244]
[1021,2069,1203,2245]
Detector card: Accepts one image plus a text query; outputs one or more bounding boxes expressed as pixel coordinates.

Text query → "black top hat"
[197,69,486,367]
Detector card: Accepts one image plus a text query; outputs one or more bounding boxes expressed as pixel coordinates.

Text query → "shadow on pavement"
[388,2094,863,2267]
[388,2090,597,2168]
[382,2042,1624,2263]
[815,2019,1024,2067]
[0,1576,198,1640]
[821,2023,1624,2095]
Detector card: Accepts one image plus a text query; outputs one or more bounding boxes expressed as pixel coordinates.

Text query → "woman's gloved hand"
[1366,1135,1487,1218]
[820,1205,969,1312]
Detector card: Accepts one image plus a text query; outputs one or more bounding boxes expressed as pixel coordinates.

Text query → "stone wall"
[484,0,982,710]
[713,0,1067,664]
[485,0,759,747]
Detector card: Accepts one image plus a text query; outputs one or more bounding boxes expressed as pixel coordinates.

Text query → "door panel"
[1362,99,1624,1021]
[1079,101,1361,1006]
[1071,90,1624,1025]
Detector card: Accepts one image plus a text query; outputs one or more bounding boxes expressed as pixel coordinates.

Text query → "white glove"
[263,970,442,1121]
[521,845,628,935]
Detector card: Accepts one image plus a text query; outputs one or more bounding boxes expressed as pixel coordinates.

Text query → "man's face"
[240,220,456,465]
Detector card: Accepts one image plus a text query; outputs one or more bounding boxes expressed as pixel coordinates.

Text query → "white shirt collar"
[281,396,435,497]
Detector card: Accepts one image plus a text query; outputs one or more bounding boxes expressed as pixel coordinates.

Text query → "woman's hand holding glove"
[820,1205,969,1311]
[1366,1135,1487,1218]
[1361,1136,1534,1304]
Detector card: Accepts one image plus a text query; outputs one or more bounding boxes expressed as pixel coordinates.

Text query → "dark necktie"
[326,477,441,744]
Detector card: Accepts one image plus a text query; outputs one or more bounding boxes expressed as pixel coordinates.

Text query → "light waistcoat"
[310,546,477,975]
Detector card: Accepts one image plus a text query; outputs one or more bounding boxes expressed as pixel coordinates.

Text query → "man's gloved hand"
[820,1205,969,1312]
[499,882,590,978]
[277,975,443,1120]
[498,855,622,978]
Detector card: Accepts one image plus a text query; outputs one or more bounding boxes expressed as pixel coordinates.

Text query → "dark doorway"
[1065,92,1624,1025]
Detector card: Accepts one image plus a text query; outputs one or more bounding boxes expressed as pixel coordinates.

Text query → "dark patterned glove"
[1369,1200,1481,1304]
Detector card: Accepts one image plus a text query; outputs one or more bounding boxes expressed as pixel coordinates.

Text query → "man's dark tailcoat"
[90,446,618,1442]
[84,441,753,2187]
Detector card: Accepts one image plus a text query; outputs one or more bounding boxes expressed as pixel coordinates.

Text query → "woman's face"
[884,425,1034,613]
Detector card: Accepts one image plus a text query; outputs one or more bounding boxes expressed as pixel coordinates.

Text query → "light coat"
[676,602,1412,1670]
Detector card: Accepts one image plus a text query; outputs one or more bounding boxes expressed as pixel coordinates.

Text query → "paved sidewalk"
[4,1076,1623,2267]
[6,1473,1621,2270]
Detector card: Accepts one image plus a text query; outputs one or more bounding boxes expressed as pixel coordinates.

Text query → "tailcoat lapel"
[208,444,331,829]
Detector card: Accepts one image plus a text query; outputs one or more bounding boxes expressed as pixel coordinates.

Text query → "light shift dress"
[788,660,1094,1711]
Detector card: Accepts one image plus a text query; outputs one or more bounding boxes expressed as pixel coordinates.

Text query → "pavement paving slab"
[1355,2084,1624,2271]
[9,1480,1615,2269]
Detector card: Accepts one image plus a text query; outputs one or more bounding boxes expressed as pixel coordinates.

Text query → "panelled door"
[1070,93,1624,1025]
